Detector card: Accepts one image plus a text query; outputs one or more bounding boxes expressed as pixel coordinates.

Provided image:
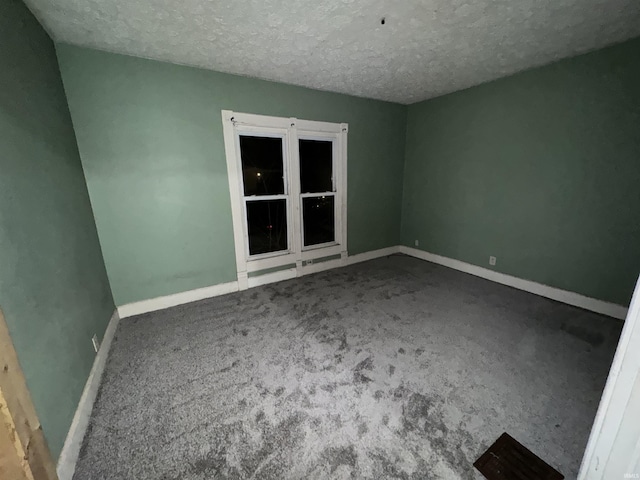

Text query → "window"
[239,135,289,256]
[222,111,347,289]
[299,138,336,248]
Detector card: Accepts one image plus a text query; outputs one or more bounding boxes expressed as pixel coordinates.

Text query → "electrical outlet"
[414,239,419,247]
[489,256,497,266]
[306,259,314,265]
[92,334,100,353]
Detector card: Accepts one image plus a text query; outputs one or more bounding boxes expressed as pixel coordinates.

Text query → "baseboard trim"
[117,245,627,321]
[295,246,401,276]
[117,281,239,318]
[302,258,344,275]
[57,310,120,480]
[399,246,628,320]
[346,245,401,265]
[248,268,297,288]
[117,246,401,319]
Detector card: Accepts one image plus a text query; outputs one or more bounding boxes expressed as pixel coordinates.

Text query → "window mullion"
[287,119,303,263]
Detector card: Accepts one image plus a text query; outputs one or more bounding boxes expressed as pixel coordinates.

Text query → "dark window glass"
[240,136,284,196]
[303,196,335,246]
[299,139,332,193]
[246,200,288,255]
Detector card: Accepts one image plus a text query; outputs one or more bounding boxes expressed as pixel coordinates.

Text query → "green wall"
[0,1,114,458]
[56,44,407,306]
[402,38,640,306]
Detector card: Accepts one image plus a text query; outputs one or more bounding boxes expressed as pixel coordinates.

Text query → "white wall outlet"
[92,334,100,353]
[306,259,313,265]
[414,239,419,247]
[489,256,497,266]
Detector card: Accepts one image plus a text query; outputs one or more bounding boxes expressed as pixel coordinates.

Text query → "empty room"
[1,0,640,479]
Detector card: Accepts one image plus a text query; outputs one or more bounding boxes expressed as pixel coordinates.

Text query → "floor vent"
[474,432,564,480]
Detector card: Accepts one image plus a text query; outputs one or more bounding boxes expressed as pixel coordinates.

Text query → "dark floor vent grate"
[474,432,564,480]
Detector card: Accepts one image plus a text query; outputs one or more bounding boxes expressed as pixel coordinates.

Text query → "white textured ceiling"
[24,0,640,104]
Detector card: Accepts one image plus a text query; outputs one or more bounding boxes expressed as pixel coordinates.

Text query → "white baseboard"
[302,258,343,275]
[301,246,401,276]
[399,246,628,320]
[57,310,120,480]
[248,268,297,288]
[289,246,400,277]
[117,246,401,319]
[117,281,239,318]
[117,245,626,321]
[346,245,401,265]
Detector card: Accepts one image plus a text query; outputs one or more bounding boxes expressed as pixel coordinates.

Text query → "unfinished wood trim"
[0,307,58,480]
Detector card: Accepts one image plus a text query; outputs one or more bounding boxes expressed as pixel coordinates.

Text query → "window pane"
[303,196,335,246]
[246,200,288,255]
[240,136,284,196]
[299,139,332,193]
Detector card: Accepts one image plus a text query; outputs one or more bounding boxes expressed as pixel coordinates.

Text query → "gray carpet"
[73,254,621,479]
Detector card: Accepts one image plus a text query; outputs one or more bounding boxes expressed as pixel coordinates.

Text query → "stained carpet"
[73,254,621,479]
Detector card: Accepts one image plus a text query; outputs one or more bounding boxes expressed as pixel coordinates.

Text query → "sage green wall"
[56,44,407,306]
[402,38,640,306]
[0,1,114,458]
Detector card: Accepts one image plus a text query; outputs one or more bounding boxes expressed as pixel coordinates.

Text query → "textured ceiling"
[24,0,640,104]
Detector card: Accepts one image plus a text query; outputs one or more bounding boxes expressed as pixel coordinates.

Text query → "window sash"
[300,192,337,250]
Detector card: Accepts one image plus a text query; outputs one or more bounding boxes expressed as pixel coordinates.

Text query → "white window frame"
[234,128,292,262]
[221,110,348,289]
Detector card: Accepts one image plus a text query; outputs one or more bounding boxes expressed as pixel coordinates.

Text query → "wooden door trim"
[0,307,58,480]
